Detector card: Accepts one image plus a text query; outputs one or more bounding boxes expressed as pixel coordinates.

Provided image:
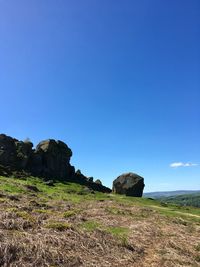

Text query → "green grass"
[15,211,36,223]
[106,226,129,247]
[79,220,102,232]
[45,222,71,231]
[5,207,18,212]
[195,255,200,262]
[0,175,199,224]
[105,206,124,215]
[0,176,86,203]
[34,209,53,214]
[0,177,25,194]
[0,175,199,266]
[79,220,130,246]
[110,193,200,220]
[195,243,200,252]
[149,204,200,222]
[63,209,80,218]
[106,226,129,237]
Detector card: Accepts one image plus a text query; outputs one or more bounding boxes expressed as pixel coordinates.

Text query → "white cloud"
[170,162,198,168]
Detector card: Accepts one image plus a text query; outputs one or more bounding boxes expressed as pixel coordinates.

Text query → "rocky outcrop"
[95,179,102,185]
[0,134,33,170]
[0,134,111,193]
[27,139,74,180]
[112,172,145,197]
[0,134,74,180]
[72,170,111,193]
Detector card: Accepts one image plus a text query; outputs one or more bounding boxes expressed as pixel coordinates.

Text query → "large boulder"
[0,134,33,170]
[112,172,145,197]
[28,139,74,180]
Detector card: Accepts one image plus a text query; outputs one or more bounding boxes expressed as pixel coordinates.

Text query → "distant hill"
[158,193,200,208]
[144,190,200,199]
[144,191,200,208]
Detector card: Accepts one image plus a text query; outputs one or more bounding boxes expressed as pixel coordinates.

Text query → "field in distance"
[144,191,200,208]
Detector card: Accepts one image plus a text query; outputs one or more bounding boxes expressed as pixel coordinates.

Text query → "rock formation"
[112,172,145,197]
[27,139,74,180]
[0,134,33,170]
[0,134,111,193]
[95,179,102,185]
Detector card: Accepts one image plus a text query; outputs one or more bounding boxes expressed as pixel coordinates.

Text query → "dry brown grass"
[0,188,199,266]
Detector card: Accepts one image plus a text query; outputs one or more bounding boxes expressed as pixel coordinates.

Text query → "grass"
[1,175,200,221]
[1,175,200,217]
[105,206,127,215]
[79,220,102,232]
[0,175,200,266]
[45,222,72,231]
[195,255,200,262]
[158,193,200,208]
[150,205,200,223]
[34,209,52,214]
[0,181,25,194]
[106,226,129,237]
[63,209,80,218]
[195,243,200,252]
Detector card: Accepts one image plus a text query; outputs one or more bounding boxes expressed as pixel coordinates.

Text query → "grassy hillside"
[144,190,200,199]
[158,193,200,208]
[0,176,200,266]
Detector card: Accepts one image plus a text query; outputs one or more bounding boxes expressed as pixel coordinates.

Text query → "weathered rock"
[0,134,17,168]
[0,134,112,193]
[0,164,12,177]
[28,139,74,180]
[15,141,33,169]
[95,179,102,185]
[88,182,111,193]
[73,170,111,193]
[73,170,88,184]
[72,170,111,193]
[0,134,75,180]
[0,134,33,170]
[88,177,93,183]
[112,172,145,197]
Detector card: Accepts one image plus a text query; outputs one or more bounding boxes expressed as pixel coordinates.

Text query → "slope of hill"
[158,193,200,208]
[0,175,200,266]
[144,190,200,199]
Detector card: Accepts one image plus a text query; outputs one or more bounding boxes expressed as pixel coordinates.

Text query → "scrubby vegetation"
[0,175,200,266]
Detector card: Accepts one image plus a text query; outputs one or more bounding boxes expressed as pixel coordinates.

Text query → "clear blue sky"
[0,0,199,192]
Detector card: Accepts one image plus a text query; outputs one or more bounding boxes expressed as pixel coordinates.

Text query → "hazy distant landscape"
[144,190,200,199]
[144,190,200,208]
[158,192,200,208]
